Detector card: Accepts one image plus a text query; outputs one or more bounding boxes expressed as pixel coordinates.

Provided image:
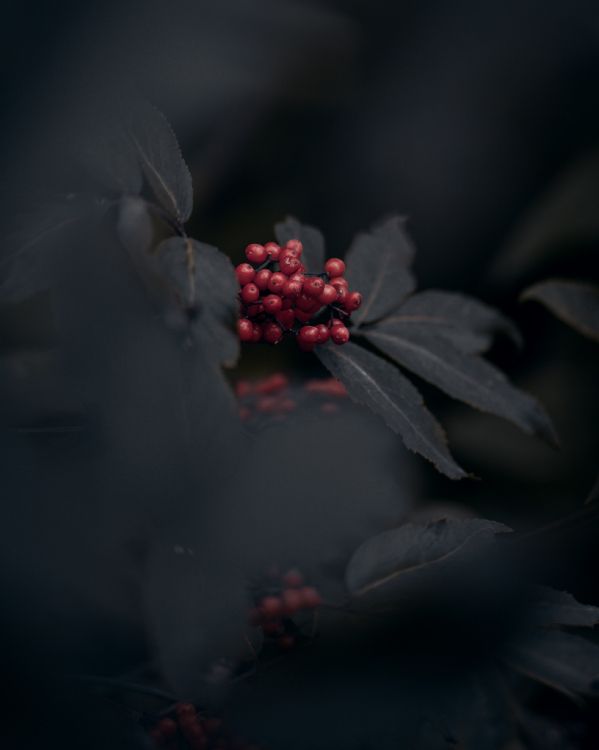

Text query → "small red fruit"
[295,309,314,323]
[263,294,283,314]
[251,323,262,343]
[299,586,322,608]
[268,272,287,293]
[316,324,330,343]
[240,283,260,303]
[254,268,272,291]
[279,253,301,276]
[237,319,254,342]
[260,595,284,618]
[318,284,338,305]
[303,276,325,298]
[325,258,346,277]
[283,569,304,588]
[282,279,302,298]
[344,291,362,312]
[245,243,267,264]
[298,326,319,344]
[282,587,304,614]
[236,263,256,285]
[330,324,350,345]
[285,239,303,257]
[275,309,296,329]
[264,241,281,260]
[262,321,283,344]
[296,293,319,313]
[246,303,263,317]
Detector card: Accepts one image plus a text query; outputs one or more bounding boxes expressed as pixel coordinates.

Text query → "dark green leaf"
[377,290,522,354]
[345,519,509,604]
[128,102,193,226]
[274,216,326,272]
[521,279,599,343]
[316,342,466,479]
[157,237,239,366]
[509,630,599,699]
[530,586,599,628]
[363,327,558,446]
[345,215,416,327]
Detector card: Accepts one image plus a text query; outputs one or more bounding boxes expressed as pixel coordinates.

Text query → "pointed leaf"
[379,290,522,354]
[157,237,239,366]
[509,630,599,699]
[274,216,325,272]
[128,102,193,225]
[346,519,509,604]
[521,279,599,343]
[363,327,558,446]
[530,586,599,628]
[345,215,416,327]
[316,341,467,479]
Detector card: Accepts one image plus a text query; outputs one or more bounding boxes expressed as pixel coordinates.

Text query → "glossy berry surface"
[325,257,346,277]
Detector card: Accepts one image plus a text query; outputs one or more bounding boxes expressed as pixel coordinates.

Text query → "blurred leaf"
[0,198,91,303]
[530,586,599,628]
[128,102,193,226]
[379,290,522,354]
[509,630,599,699]
[274,216,326,272]
[317,342,467,479]
[345,215,416,327]
[521,279,599,343]
[345,519,509,606]
[492,150,599,281]
[157,237,239,366]
[362,327,558,446]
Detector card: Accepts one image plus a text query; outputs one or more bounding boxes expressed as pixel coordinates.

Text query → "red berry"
[289,272,305,284]
[246,303,263,317]
[176,703,197,718]
[264,242,281,261]
[344,291,362,312]
[262,321,283,344]
[275,309,296,329]
[316,324,330,343]
[303,276,325,298]
[262,619,283,636]
[298,326,319,344]
[263,294,283,314]
[296,293,319,313]
[318,284,338,305]
[245,243,267,264]
[282,279,302,298]
[330,276,348,290]
[285,239,303,257]
[282,587,304,614]
[335,285,348,304]
[237,318,254,342]
[330,318,344,328]
[260,595,284,618]
[241,283,260,303]
[325,258,346,277]
[330,324,350,345]
[254,268,272,291]
[283,569,304,588]
[268,272,287,293]
[299,586,322,608]
[279,253,301,276]
[251,323,262,343]
[294,309,314,323]
[236,263,256,285]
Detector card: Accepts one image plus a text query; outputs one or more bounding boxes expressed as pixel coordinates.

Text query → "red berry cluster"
[249,569,322,651]
[149,704,262,750]
[235,241,361,351]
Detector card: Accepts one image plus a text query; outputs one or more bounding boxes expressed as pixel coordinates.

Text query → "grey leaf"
[530,586,599,628]
[363,327,558,446]
[345,215,416,327]
[521,279,599,343]
[379,289,522,354]
[345,519,509,603]
[274,215,326,272]
[128,102,193,225]
[509,630,599,699]
[316,341,467,479]
[157,237,239,367]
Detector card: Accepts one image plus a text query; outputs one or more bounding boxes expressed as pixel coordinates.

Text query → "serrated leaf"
[345,215,416,327]
[509,630,599,699]
[316,341,467,479]
[521,279,599,343]
[345,519,510,605]
[530,586,599,628]
[274,216,326,272]
[363,326,558,446]
[378,290,522,354]
[128,102,193,225]
[157,237,239,366]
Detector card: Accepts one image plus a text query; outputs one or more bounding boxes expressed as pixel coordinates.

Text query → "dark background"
[1,1,599,748]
